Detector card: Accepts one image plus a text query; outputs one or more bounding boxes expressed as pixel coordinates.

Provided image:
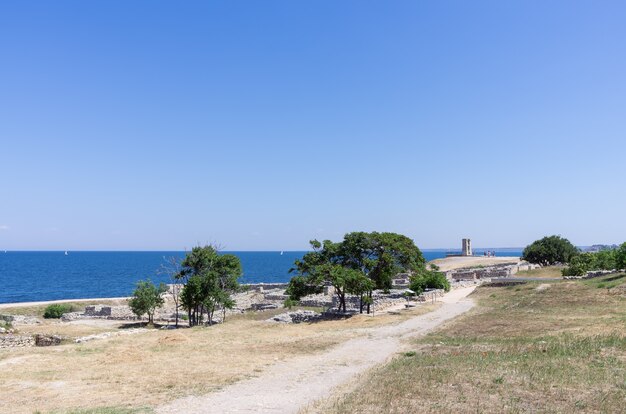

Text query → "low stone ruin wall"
[331,290,417,312]
[446,263,533,281]
[416,289,445,302]
[299,293,333,308]
[263,292,289,301]
[243,283,290,292]
[563,269,623,280]
[62,305,136,321]
[0,335,35,348]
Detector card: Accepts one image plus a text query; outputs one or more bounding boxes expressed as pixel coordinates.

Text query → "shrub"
[283,298,299,309]
[43,304,74,319]
[410,269,450,294]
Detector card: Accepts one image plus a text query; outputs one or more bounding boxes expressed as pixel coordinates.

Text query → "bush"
[283,298,299,309]
[562,249,620,276]
[522,235,578,266]
[410,270,450,294]
[43,304,74,319]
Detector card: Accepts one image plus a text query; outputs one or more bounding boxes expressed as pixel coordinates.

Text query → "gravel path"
[157,286,476,414]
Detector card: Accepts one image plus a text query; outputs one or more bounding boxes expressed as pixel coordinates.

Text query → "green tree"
[344,270,375,313]
[290,232,426,314]
[561,252,595,276]
[128,279,167,324]
[521,235,579,266]
[616,242,626,270]
[594,249,617,270]
[176,245,242,326]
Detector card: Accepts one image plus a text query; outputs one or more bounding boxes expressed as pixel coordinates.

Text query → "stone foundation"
[0,335,35,348]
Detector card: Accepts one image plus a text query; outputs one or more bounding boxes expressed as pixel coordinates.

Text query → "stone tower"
[462,238,472,256]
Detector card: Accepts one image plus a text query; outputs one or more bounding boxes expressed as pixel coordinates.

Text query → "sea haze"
[0,249,522,304]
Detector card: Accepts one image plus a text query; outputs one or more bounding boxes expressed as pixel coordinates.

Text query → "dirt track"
[157,287,476,414]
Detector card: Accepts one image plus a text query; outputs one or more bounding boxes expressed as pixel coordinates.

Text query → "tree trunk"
[366,290,372,314]
[175,303,179,328]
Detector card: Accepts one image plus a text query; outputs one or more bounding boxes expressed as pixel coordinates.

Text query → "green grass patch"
[322,278,626,413]
[583,273,626,289]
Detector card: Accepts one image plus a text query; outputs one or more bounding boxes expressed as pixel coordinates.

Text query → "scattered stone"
[268,310,320,324]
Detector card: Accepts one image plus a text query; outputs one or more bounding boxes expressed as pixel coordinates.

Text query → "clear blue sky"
[1,1,625,251]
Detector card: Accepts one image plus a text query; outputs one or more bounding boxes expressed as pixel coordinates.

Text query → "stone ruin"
[445,262,540,282]
[61,305,136,321]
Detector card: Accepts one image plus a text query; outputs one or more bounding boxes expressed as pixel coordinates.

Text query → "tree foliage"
[176,245,242,326]
[561,247,622,276]
[128,279,167,324]
[289,232,426,313]
[521,235,579,266]
[616,242,626,271]
[285,275,323,301]
[409,264,450,295]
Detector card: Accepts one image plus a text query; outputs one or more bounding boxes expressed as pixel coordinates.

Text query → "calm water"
[0,249,522,304]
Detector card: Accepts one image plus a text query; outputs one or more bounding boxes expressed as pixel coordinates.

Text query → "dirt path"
[156,286,476,414]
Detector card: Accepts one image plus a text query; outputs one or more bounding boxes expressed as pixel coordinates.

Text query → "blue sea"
[0,249,522,304]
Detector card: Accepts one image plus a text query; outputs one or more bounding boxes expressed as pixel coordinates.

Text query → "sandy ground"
[0,297,129,309]
[430,256,520,271]
[156,286,476,414]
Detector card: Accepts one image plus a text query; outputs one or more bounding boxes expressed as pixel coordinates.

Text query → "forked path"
[157,287,476,414]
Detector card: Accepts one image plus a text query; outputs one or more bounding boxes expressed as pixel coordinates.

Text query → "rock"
[35,334,63,346]
[268,310,320,324]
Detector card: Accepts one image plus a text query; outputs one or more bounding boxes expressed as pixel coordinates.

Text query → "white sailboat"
[64,251,68,256]
[280,251,284,255]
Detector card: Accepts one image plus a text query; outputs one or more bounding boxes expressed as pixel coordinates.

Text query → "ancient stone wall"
[446,263,532,281]
[243,283,290,292]
[0,335,35,348]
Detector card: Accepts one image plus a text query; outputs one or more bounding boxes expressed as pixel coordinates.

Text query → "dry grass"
[514,265,564,278]
[15,320,127,338]
[0,303,438,414]
[315,275,626,413]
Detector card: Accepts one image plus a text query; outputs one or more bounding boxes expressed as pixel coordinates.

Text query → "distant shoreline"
[0,256,523,308]
[0,296,129,309]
